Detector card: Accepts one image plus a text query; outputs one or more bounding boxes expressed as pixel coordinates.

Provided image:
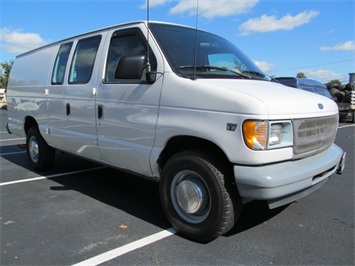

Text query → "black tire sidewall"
[160,151,238,242]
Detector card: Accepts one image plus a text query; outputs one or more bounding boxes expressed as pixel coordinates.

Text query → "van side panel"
[7,46,58,137]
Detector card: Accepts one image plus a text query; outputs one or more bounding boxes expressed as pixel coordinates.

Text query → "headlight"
[242,120,293,150]
[269,123,283,145]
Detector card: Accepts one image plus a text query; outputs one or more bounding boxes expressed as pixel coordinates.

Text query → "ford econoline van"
[6,21,345,242]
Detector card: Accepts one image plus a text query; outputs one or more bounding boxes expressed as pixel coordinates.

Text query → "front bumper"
[234,144,345,209]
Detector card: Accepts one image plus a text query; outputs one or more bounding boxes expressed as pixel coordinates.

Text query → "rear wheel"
[26,127,55,171]
[160,151,242,242]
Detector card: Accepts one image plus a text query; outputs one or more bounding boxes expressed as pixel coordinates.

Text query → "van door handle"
[98,105,103,119]
[66,103,71,116]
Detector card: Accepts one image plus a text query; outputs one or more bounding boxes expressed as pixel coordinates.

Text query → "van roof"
[16,21,194,59]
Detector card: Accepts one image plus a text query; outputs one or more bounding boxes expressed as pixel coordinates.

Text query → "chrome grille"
[292,115,338,158]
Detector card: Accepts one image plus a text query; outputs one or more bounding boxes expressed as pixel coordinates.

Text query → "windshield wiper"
[178,65,251,79]
[242,70,266,78]
[178,65,228,72]
[230,70,252,79]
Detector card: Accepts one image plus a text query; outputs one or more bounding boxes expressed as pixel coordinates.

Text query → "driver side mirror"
[115,55,156,83]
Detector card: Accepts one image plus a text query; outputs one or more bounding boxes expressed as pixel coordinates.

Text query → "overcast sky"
[1,0,354,83]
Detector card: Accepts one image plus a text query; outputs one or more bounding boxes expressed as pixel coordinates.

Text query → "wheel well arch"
[157,136,232,173]
[24,116,38,135]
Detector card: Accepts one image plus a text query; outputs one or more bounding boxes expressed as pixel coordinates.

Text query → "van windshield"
[149,23,269,81]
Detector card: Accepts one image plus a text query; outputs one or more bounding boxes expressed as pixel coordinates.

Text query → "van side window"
[51,42,73,85]
[105,31,156,83]
[69,35,101,84]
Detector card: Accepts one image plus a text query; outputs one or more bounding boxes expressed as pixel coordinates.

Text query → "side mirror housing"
[115,55,145,79]
[114,55,156,83]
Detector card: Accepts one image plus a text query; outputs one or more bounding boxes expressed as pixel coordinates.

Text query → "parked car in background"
[274,77,333,99]
[275,76,355,123]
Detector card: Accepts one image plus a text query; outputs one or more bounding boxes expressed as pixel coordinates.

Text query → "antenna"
[146,0,151,73]
[192,0,199,80]
[145,0,155,83]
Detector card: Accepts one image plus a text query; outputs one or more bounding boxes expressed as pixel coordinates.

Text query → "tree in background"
[296,72,307,78]
[0,60,14,90]
[326,79,342,87]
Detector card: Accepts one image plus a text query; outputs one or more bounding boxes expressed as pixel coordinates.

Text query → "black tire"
[330,88,345,103]
[26,127,55,171]
[344,83,352,91]
[327,82,340,90]
[160,151,242,242]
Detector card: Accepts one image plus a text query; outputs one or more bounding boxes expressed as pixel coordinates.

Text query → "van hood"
[194,79,338,119]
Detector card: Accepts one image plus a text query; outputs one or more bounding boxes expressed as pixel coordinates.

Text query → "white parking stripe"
[338,124,355,129]
[0,151,26,156]
[72,228,177,266]
[0,166,107,187]
[0,137,25,142]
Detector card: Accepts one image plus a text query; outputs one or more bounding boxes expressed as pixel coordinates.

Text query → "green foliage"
[325,79,342,87]
[296,72,307,78]
[0,60,14,89]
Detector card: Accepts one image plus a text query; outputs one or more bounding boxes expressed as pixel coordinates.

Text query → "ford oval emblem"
[318,103,324,110]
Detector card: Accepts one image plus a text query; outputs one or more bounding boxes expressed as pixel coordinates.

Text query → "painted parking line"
[72,228,177,266]
[0,137,25,142]
[338,124,355,129]
[0,166,107,187]
[0,151,26,156]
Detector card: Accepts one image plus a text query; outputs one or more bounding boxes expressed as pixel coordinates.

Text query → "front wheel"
[26,127,55,171]
[160,151,242,242]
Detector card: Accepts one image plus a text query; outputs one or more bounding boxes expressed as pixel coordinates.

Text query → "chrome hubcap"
[176,180,204,214]
[171,170,211,224]
[29,136,39,163]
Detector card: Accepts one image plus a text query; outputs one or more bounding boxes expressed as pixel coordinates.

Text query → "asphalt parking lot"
[0,108,354,265]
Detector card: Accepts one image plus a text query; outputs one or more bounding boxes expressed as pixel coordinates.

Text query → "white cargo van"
[6,21,345,242]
